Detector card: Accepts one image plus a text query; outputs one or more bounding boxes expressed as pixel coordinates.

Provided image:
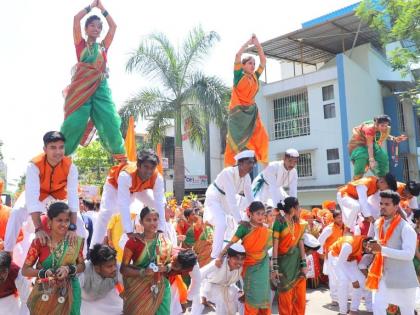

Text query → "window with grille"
[324,103,336,119]
[297,153,312,177]
[322,85,334,101]
[273,90,310,140]
[326,148,340,175]
[397,101,406,133]
[322,85,336,119]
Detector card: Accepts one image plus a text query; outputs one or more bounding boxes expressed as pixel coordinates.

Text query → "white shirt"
[25,162,79,213]
[164,221,178,246]
[206,166,253,223]
[256,160,298,204]
[354,186,378,218]
[117,171,165,233]
[317,225,333,254]
[200,258,242,288]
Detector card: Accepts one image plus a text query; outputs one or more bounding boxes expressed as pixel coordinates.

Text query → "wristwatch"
[68,223,77,231]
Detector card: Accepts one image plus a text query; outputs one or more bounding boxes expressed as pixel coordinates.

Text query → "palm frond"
[180,26,220,87]
[119,88,169,135]
[126,35,177,92]
[181,105,207,152]
[182,72,229,126]
[146,109,173,148]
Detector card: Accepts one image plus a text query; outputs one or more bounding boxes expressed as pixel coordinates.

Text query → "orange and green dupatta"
[274,219,306,292]
[231,224,272,310]
[63,42,105,146]
[121,233,172,315]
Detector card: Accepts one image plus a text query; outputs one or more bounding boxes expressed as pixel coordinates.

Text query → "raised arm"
[97,0,117,49]
[252,35,266,70]
[74,1,97,45]
[235,36,253,64]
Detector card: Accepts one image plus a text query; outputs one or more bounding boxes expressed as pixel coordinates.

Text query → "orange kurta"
[107,163,158,192]
[323,223,345,257]
[338,176,378,199]
[31,153,72,201]
[329,235,366,262]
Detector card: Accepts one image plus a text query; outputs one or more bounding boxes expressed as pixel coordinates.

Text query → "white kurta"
[79,265,123,315]
[252,160,298,207]
[372,220,418,315]
[200,259,243,315]
[90,171,166,248]
[4,163,85,252]
[204,166,253,258]
[0,270,31,315]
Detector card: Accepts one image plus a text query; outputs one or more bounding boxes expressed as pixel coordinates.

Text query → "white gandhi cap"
[234,150,255,162]
[230,243,246,253]
[285,148,299,158]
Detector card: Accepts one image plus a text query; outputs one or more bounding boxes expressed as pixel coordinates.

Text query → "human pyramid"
[0,1,419,315]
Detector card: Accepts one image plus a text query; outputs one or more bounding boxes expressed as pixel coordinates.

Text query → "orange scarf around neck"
[365,214,401,291]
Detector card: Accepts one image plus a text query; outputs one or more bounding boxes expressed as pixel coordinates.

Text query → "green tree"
[119,26,229,202]
[73,140,114,186]
[356,0,419,103]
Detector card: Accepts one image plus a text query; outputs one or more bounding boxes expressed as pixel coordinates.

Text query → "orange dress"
[224,63,269,166]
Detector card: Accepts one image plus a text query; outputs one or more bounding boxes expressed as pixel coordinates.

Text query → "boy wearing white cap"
[203,150,255,258]
[252,148,299,207]
[199,243,246,315]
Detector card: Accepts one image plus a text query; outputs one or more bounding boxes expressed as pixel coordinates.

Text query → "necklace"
[286,217,296,240]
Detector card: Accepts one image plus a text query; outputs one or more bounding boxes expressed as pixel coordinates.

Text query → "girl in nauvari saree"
[216,201,272,315]
[348,114,407,180]
[272,197,308,315]
[22,202,85,315]
[120,207,172,315]
[224,35,269,166]
[61,0,125,159]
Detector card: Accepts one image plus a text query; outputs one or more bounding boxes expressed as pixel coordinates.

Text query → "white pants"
[372,280,416,315]
[325,255,339,302]
[204,198,238,259]
[335,260,366,313]
[201,282,242,315]
[337,193,361,229]
[4,193,86,252]
[90,183,164,249]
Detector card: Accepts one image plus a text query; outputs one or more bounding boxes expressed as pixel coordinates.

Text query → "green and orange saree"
[25,237,84,315]
[231,223,272,313]
[121,233,172,315]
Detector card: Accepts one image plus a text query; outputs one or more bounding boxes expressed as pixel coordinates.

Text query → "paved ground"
[186,285,420,314]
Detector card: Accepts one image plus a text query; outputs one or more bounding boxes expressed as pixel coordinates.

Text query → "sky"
[0,0,358,191]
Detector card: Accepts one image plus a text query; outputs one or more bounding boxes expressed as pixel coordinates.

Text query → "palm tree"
[119,26,229,202]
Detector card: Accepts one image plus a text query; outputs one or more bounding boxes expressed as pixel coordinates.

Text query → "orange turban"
[322,200,336,211]
[312,207,322,220]
[320,209,333,225]
[400,200,410,210]
[300,208,314,221]
[0,179,4,195]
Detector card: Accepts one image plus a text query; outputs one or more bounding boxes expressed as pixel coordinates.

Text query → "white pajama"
[90,172,166,249]
[204,167,253,258]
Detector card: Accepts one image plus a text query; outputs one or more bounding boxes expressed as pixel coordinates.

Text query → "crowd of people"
[1,1,419,315]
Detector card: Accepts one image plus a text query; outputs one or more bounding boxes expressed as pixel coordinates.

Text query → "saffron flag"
[125,116,137,162]
[156,143,163,174]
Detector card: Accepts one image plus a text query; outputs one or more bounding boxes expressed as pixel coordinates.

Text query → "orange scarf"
[365,215,402,291]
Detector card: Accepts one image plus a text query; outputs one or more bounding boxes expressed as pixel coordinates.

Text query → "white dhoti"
[201,282,242,315]
[0,295,21,314]
[81,288,123,315]
[372,280,417,315]
[90,182,159,248]
[326,254,339,303]
[204,197,237,259]
[4,193,86,253]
